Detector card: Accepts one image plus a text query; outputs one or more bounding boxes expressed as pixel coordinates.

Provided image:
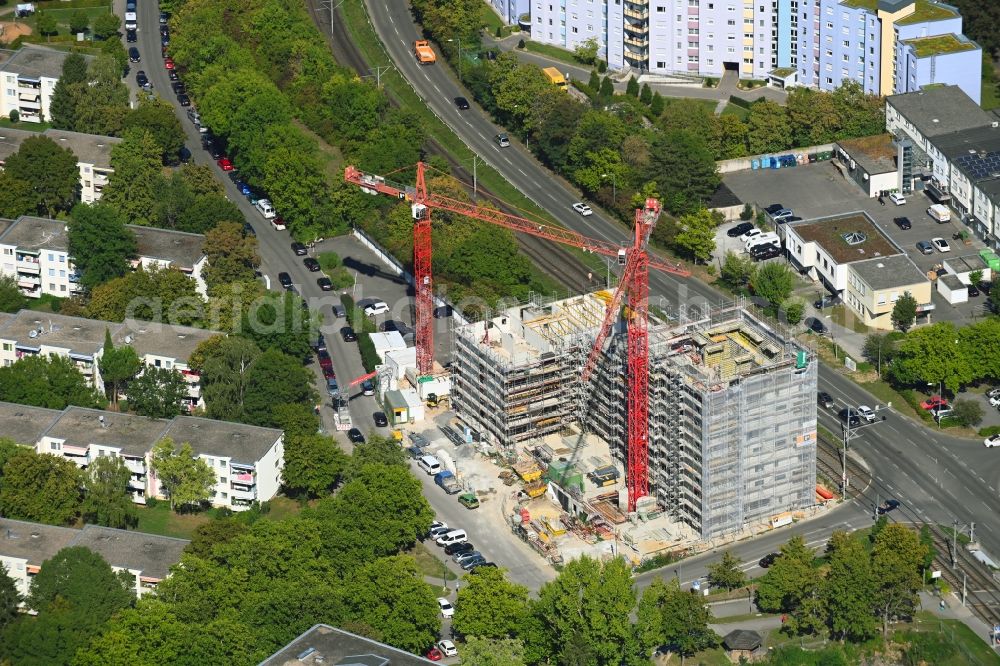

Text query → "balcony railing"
[624,35,649,47]
[624,6,647,19]
[230,485,256,501]
[625,21,648,35]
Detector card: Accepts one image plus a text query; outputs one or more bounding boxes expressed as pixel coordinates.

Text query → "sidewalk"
[919,590,999,652]
[485,34,788,106]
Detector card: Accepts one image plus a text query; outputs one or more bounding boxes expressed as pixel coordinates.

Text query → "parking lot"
[724,163,993,323]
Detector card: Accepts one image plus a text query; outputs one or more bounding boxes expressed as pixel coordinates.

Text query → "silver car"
[916,240,934,255]
[454,550,482,565]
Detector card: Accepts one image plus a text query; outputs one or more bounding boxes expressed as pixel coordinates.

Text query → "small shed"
[401,388,425,422]
[384,389,410,425]
[942,254,992,285]
[369,331,406,361]
[722,629,763,662]
[937,273,969,305]
[385,346,416,379]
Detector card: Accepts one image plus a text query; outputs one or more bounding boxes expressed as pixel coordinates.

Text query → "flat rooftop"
[837,134,897,174]
[888,86,994,138]
[0,401,60,444]
[42,407,171,457]
[788,212,899,264]
[849,254,929,290]
[896,0,958,25]
[71,525,189,579]
[905,34,976,57]
[0,216,68,253]
[0,518,78,565]
[0,310,120,356]
[44,130,120,168]
[0,44,80,80]
[128,225,205,269]
[115,320,221,363]
[162,416,281,464]
[259,624,435,666]
[0,128,34,163]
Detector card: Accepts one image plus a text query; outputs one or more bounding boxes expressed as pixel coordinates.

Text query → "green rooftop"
[840,0,878,10]
[897,0,957,25]
[771,67,795,77]
[905,33,975,57]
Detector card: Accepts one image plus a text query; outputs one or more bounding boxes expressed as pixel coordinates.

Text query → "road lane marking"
[518,168,528,176]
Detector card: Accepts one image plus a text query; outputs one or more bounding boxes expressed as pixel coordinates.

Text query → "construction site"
[450,294,819,557]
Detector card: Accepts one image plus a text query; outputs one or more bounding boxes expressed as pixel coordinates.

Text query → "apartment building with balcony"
[128,225,209,297]
[0,310,223,411]
[0,128,121,203]
[0,217,79,299]
[0,45,89,123]
[0,518,189,600]
[0,401,284,511]
[527,0,979,100]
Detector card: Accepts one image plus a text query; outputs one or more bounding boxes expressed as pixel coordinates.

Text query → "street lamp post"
[447,38,463,82]
[841,404,890,492]
[601,172,617,205]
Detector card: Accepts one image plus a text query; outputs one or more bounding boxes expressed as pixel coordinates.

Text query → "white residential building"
[0,128,121,203]
[0,400,284,511]
[0,517,189,600]
[0,45,92,123]
[0,310,223,411]
[129,225,209,296]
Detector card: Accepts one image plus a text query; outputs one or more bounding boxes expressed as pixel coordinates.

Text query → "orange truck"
[414,40,437,64]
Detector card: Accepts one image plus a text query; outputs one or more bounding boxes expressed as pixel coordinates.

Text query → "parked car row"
[428,521,496,572]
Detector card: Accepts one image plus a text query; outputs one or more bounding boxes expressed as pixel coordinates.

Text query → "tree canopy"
[0,135,80,217]
[0,354,107,410]
[150,438,216,511]
[0,448,81,525]
[68,203,137,290]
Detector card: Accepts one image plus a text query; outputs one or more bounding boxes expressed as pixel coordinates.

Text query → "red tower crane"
[344,162,688,510]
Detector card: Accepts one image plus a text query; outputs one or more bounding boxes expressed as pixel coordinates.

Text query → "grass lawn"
[721,103,749,121]
[982,58,1000,111]
[26,294,64,313]
[0,117,48,131]
[261,496,305,521]
[409,541,457,581]
[523,40,584,67]
[480,3,505,34]
[26,5,112,37]
[135,502,212,539]
[292,119,343,183]
[907,612,1000,665]
[686,648,734,665]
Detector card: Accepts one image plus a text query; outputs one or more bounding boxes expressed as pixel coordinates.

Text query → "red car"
[164,57,175,70]
[920,395,949,410]
[217,157,234,172]
[425,647,443,661]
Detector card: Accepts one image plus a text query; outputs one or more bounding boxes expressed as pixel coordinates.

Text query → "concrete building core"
[452,294,817,541]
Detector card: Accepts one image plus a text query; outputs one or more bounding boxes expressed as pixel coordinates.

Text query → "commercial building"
[525,0,980,101]
[0,216,207,299]
[784,212,932,328]
[0,517,188,600]
[0,310,222,411]
[886,86,1000,250]
[834,134,900,197]
[0,45,92,123]
[0,128,121,203]
[452,294,817,540]
[260,624,435,666]
[0,400,284,510]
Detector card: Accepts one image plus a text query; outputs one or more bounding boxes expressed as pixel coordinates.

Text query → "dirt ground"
[0,21,33,43]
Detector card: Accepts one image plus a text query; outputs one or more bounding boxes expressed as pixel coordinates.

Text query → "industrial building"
[452,294,817,540]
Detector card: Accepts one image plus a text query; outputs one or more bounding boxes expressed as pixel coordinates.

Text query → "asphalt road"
[355,0,1000,563]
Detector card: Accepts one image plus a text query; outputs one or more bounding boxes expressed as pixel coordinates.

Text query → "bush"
[8,110,18,123]
[634,551,680,573]
[739,203,753,221]
[979,425,1000,438]
[328,266,353,290]
[495,26,502,38]
[951,399,984,427]
[358,332,380,372]
[318,251,341,272]
[597,60,607,73]
[517,38,525,49]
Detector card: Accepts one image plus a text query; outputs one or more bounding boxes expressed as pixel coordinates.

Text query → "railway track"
[818,432,1000,630]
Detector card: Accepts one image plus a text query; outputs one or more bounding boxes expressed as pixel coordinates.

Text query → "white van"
[124,11,137,29]
[436,529,467,546]
[255,199,276,220]
[418,455,441,475]
[927,204,951,223]
[746,232,779,251]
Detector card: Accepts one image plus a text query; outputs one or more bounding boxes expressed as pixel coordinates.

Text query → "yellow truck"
[414,40,437,65]
[542,66,568,90]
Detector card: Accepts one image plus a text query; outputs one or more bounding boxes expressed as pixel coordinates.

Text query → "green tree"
[92,12,122,41]
[86,266,204,325]
[241,348,317,427]
[0,354,107,410]
[649,91,665,117]
[0,448,81,525]
[890,322,973,392]
[68,203,137,289]
[0,171,38,219]
[574,36,599,65]
[640,82,652,104]
[714,113,748,159]
[824,531,877,641]
[238,292,313,361]
[100,128,164,225]
[50,53,89,130]
[598,75,614,101]
[459,636,527,666]
[71,54,131,136]
[81,454,137,529]
[785,300,805,326]
[0,275,27,313]
[830,81,885,139]
[786,88,840,146]
[61,52,89,84]
[530,556,638,665]
[747,100,792,154]
[69,9,90,34]
[198,336,262,422]
[755,536,818,613]
[970,269,984,288]
[0,562,20,632]
[282,431,347,498]
[126,366,189,418]
[36,11,57,38]
[98,329,141,407]
[453,567,530,639]
[862,333,895,372]
[891,291,918,333]
[646,129,719,215]
[150,438,216,511]
[750,262,794,312]
[123,98,186,164]
[672,208,717,263]
[202,221,260,291]
[636,577,718,657]
[707,550,746,590]
[2,135,80,217]
[871,523,927,636]
[344,435,409,478]
[626,75,639,97]
[951,398,984,427]
[342,555,440,653]
[720,251,755,291]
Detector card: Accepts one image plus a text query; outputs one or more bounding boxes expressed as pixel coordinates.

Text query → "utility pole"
[471,153,482,199]
[369,65,391,88]
[840,404,890,492]
[952,519,958,567]
[320,0,344,33]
